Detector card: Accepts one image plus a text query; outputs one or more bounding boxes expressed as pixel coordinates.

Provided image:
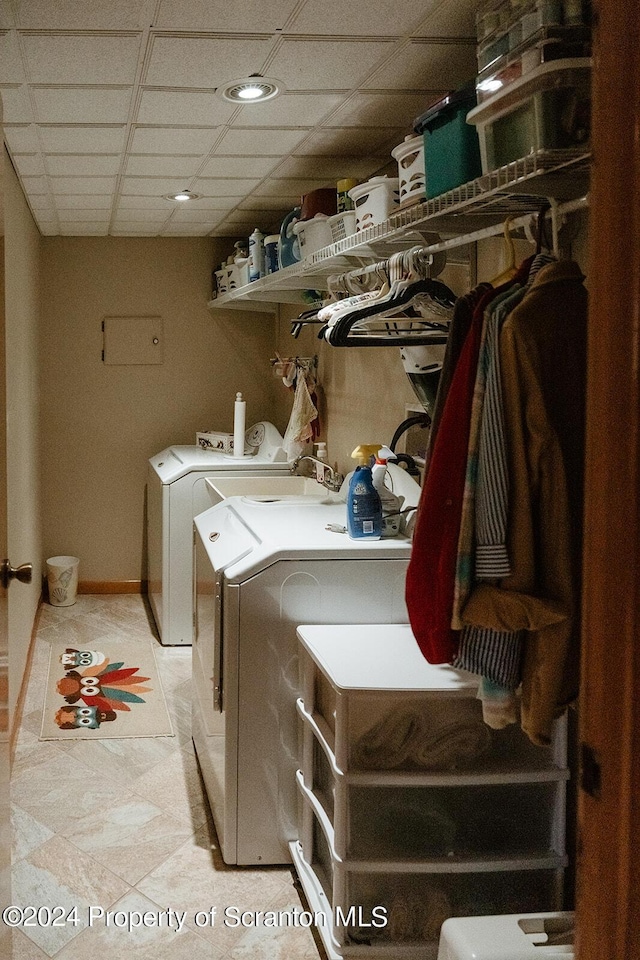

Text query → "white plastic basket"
[293,216,333,257]
[348,176,400,232]
[328,210,357,243]
[391,135,426,207]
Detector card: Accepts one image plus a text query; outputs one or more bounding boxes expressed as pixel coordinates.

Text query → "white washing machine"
[146,421,289,645]
[192,465,421,865]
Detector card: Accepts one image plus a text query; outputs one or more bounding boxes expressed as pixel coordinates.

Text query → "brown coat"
[462,260,587,745]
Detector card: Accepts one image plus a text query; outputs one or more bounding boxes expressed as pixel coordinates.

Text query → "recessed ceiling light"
[218,75,284,104]
[164,189,200,201]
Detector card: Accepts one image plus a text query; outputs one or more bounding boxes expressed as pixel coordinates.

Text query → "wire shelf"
[208,150,590,312]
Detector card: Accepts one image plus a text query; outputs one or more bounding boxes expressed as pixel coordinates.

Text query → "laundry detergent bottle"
[347,445,382,540]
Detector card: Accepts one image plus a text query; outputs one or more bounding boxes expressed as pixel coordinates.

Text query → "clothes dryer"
[147,422,289,645]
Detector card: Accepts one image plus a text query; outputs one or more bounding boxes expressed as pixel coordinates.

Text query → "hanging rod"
[418,194,588,257]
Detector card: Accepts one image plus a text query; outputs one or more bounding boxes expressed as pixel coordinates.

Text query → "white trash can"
[46,556,79,607]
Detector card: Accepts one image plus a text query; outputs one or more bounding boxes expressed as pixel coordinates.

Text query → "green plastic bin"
[414,84,483,199]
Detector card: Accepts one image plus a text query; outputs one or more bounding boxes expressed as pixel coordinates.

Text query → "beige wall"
[39,237,278,582]
[3,150,42,718]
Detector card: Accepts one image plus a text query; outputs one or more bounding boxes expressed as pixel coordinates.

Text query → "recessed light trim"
[218,76,284,104]
[164,189,200,202]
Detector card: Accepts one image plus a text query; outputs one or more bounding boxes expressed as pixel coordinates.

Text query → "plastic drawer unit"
[291,624,570,960]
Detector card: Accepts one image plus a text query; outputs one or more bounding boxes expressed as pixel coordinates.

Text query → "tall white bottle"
[249,228,265,281]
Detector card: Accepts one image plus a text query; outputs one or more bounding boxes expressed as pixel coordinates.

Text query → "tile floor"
[11,595,325,960]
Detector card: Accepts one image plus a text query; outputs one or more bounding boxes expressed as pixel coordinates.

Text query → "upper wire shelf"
[208,149,590,313]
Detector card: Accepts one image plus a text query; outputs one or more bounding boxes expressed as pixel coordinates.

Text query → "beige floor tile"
[11,929,50,960]
[11,805,54,863]
[54,734,179,788]
[129,742,210,829]
[11,753,135,834]
[63,796,194,885]
[52,890,223,960]
[225,879,325,959]
[137,824,295,953]
[11,835,130,955]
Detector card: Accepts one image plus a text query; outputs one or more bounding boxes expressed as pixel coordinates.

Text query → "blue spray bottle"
[347,445,382,540]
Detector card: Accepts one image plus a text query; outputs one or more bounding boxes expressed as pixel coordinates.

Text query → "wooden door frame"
[577,0,640,955]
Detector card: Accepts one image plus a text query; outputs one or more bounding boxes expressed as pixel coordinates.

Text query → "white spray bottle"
[371,445,404,537]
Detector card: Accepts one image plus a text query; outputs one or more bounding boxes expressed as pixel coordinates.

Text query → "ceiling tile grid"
[0,0,478,237]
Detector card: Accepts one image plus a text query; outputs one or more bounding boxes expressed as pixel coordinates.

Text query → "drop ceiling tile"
[0,2,14,28]
[28,195,56,214]
[120,176,192,195]
[59,221,109,235]
[50,194,112,208]
[0,31,24,83]
[0,84,32,121]
[276,155,383,182]
[326,92,438,128]
[111,225,163,235]
[144,36,273,88]
[363,40,477,90]
[3,124,40,153]
[288,0,428,36]
[33,87,133,124]
[46,154,121,176]
[115,207,171,221]
[117,194,193,209]
[130,126,218,154]
[268,38,396,90]
[166,207,223,223]
[125,155,201,177]
[251,177,332,199]
[156,0,299,32]
[38,222,58,235]
[232,93,344,128]
[53,208,111,221]
[21,34,142,85]
[13,0,151,29]
[217,127,309,156]
[51,176,117,195]
[131,127,219,157]
[136,90,236,126]
[413,0,478,38]
[199,156,278,179]
[38,125,127,153]
[11,153,46,176]
[20,175,49,194]
[295,126,402,158]
[192,178,262,197]
[237,195,293,211]
[161,221,217,235]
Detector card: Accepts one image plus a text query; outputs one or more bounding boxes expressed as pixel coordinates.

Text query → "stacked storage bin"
[292,624,569,960]
[468,0,592,173]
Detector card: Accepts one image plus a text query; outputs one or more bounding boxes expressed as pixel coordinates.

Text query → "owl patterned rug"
[40,640,174,740]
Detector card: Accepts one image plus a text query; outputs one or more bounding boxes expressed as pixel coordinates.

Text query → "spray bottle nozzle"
[350,444,383,467]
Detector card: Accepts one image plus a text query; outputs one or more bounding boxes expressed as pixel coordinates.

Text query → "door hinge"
[580,742,602,798]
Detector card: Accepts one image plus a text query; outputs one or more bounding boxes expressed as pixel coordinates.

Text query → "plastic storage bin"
[467,57,591,173]
[414,85,483,199]
[348,176,400,232]
[437,912,575,959]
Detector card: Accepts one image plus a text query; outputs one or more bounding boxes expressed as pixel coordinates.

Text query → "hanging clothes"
[406,258,534,666]
[460,260,587,746]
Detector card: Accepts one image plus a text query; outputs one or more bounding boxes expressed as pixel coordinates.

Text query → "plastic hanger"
[489,216,518,286]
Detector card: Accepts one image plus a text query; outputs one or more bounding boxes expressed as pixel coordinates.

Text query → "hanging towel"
[283,371,318,459]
